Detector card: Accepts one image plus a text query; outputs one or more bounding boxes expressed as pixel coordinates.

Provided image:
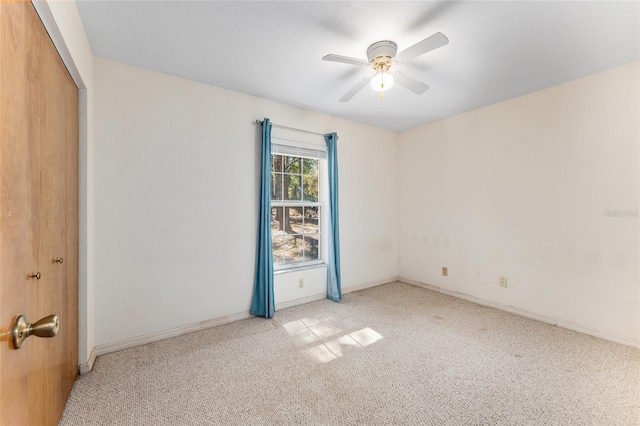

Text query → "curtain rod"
[254,119,326,137]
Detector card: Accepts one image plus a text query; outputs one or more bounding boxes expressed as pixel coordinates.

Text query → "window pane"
[284,234,304,262]
[284,174,302,201]
[283,156,301,174]
[303,174,318,202]
[271,207,284,235]
[285,207,303,234]
[302,207,319,233]
[272,154,282,173]
[271,173,283,200]
[303,158,318,175]
[303,234,320,261]
[272,235,285,264]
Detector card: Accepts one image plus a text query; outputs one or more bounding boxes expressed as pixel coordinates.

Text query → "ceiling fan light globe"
[371,72,394,92]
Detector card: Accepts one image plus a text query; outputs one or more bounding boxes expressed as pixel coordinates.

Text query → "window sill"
[274,263,327,275]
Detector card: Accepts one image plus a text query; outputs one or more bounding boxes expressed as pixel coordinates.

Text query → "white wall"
[34,0,95,367]
[93,59,398,348]
[398,62,640,346]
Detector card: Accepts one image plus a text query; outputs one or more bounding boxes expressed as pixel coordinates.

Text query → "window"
[271,140,325,269]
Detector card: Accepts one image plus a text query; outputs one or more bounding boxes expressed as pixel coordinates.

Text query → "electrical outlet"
[499,276,507,287]
[298,278,304,289]
[442,267,448,277]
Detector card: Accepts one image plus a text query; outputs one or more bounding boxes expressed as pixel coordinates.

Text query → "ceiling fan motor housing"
[367,41,397,68]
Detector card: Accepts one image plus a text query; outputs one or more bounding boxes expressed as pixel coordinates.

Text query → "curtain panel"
[325,132,342,302]
[251,119,275,318]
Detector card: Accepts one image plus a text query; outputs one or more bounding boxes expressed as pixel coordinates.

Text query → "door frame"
[30,0,94,372]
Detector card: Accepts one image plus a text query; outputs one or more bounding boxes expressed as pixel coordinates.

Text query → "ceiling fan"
[322,32,449,102]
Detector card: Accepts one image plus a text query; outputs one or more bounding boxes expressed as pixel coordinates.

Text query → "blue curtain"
[325,132,342,302]
[251,119,275,318]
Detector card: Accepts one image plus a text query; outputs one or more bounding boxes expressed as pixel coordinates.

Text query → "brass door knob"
[11,314,59,349]
[30,272,41,280]
[54,258,63,264]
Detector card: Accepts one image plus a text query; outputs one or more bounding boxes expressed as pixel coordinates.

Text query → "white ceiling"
[76,1,639,132]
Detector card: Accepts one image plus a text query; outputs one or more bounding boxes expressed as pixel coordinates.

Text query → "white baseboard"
[399,276,640,349]
[275,293,327,310]
[343,276,398,294]
[276,276,397,309]
[95,310,253,356]
[78,346,97,375]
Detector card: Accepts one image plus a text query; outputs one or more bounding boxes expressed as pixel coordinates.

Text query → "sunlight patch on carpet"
[303,327,385,363]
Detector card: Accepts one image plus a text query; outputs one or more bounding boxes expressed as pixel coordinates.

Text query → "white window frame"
[271,138,327,272]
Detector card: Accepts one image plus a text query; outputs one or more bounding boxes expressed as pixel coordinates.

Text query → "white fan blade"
[393,72,429,95]
[396,32,449,63]
[339,75,374,102]
[323,54,369,67]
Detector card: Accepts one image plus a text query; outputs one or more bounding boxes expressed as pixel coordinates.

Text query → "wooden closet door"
[0,2,33,423]
[0,1,79,425]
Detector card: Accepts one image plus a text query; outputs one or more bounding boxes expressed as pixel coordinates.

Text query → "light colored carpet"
[60,282,640,425]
